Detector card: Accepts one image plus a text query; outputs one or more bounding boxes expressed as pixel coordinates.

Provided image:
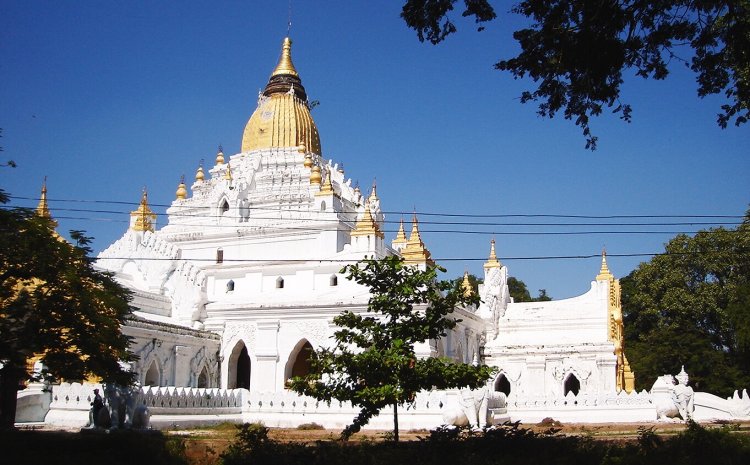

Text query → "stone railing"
[139,386,245,414]
[505,390,655,423]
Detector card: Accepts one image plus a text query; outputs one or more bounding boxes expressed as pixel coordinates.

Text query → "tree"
[401,1,750,149]
[621,211,750,396]
[507,276,552,302]
[289,256,494,441]
[0,190,135,428]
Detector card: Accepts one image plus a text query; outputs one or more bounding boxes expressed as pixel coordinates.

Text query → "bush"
[297,422,324,430]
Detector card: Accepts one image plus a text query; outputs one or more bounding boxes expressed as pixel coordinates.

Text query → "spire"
[351,199,384,238]
[36,178,51,219]
[195,161,205,182]
[596,248,613,281]
[401,213,434,266]
[175,175,187,200]
[215,145,225,165]
[484,239,501,269]
[369,180,378,201]
[303,153,313,168]
[271,37,299,78]
[310,165,322,185]
[36,178,57,227]
[224,162,233,181]
[462,271,474,298]
[393,217,407,245]
[130,188,157,232]
[316,168,334,196]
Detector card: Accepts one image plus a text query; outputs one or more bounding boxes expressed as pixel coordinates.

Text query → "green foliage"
[219,421,750,465]
[621,211,750,395]
[401,1,750,149]
[0,189,134,427]
[508,276,552,302]
[289,256,494,440]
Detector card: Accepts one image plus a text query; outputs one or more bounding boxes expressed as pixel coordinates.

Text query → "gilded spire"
[215,145,225,165]
[351,199,384,238]
[596,248,613,281]
[401,214,434,266]
[303,153,313,168]
[310,165,322,185]
[195,162,205,182]
[271,37,299,78]
[36,178,51,219]
[484,239,501,269]
[392,217,407,245]
[224,163,233,181]
[175,175,187,200]
[131,188,157,232]
[316,168,334,195]
[369,180,378,201]
[462,271,474,298]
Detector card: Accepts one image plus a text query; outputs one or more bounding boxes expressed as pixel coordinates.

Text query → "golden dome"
[303,153,313,168]
[241,38,322,155]
[195,164,205,182]
[215,146,225,165]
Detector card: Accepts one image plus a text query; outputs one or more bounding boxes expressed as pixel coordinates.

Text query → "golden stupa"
[241,38,322,155]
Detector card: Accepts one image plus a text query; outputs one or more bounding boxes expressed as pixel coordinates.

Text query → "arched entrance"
[564,373,581,396]
[494,373,511,396]
[144,361,160,386]
[285,340,314,382]
[227,341,251,389]
[197,366,209,388]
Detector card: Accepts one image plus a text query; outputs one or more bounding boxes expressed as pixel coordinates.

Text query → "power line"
[7,195,746,220]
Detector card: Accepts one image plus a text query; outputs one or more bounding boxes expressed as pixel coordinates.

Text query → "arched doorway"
[227,341,251,389]
[494,373,511,396]
[286,340,314,382]
[197,366,209,388]
[144,361,160,386]
[564,373,580,396]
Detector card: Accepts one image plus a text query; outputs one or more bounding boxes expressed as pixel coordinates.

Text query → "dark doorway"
[236,346,251,390]
[494,374,511,396]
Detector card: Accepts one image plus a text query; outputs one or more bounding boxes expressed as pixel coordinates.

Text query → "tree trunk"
[0,365,22,430]
[393,402,399,442]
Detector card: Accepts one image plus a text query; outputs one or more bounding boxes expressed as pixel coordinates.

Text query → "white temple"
[20,38,750,429]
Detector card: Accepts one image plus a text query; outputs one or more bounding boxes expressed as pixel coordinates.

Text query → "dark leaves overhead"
[402,1,750,149]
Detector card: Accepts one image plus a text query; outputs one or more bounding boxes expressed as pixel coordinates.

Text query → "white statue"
[651,366,694,421]
[443,387,507,428]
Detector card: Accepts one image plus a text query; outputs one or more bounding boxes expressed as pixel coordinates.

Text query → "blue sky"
[2,1,748,299]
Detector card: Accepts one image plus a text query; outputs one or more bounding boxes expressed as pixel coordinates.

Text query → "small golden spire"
[131,188,157,232]
[316,168,334,196]
[310,165,322,185]
[462,271,474,298]
[596,248,614,281]
[175,175,187,200]
[351,199,384,238]
[36,177,51,219]
[195,161,205,182]
[303,153,313,168]
[484,239,501,269]
[392,217,407,245]
[401,213,434,266]
[271,37,299,78]
[224,163,233,181]
[215,145,225,165]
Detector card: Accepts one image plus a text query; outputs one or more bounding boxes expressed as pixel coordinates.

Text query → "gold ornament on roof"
[351,199,384,238]
[596,248,614,281]
[215,146,225,165]
[310,165,322,185]
[131,188,157,232]
[303,153,313,168]
[484,239,502,269]
[369,180,378,201]
[462,271,474,298]
[271,37,299,78]
[36,178,58,228]
[401,213,434,266]
[175,175,188,200]
[195,162,205,182]
[241,38,322,155]
[316,168,335,196]
[392,217,407,245]
[224,163,233,181]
